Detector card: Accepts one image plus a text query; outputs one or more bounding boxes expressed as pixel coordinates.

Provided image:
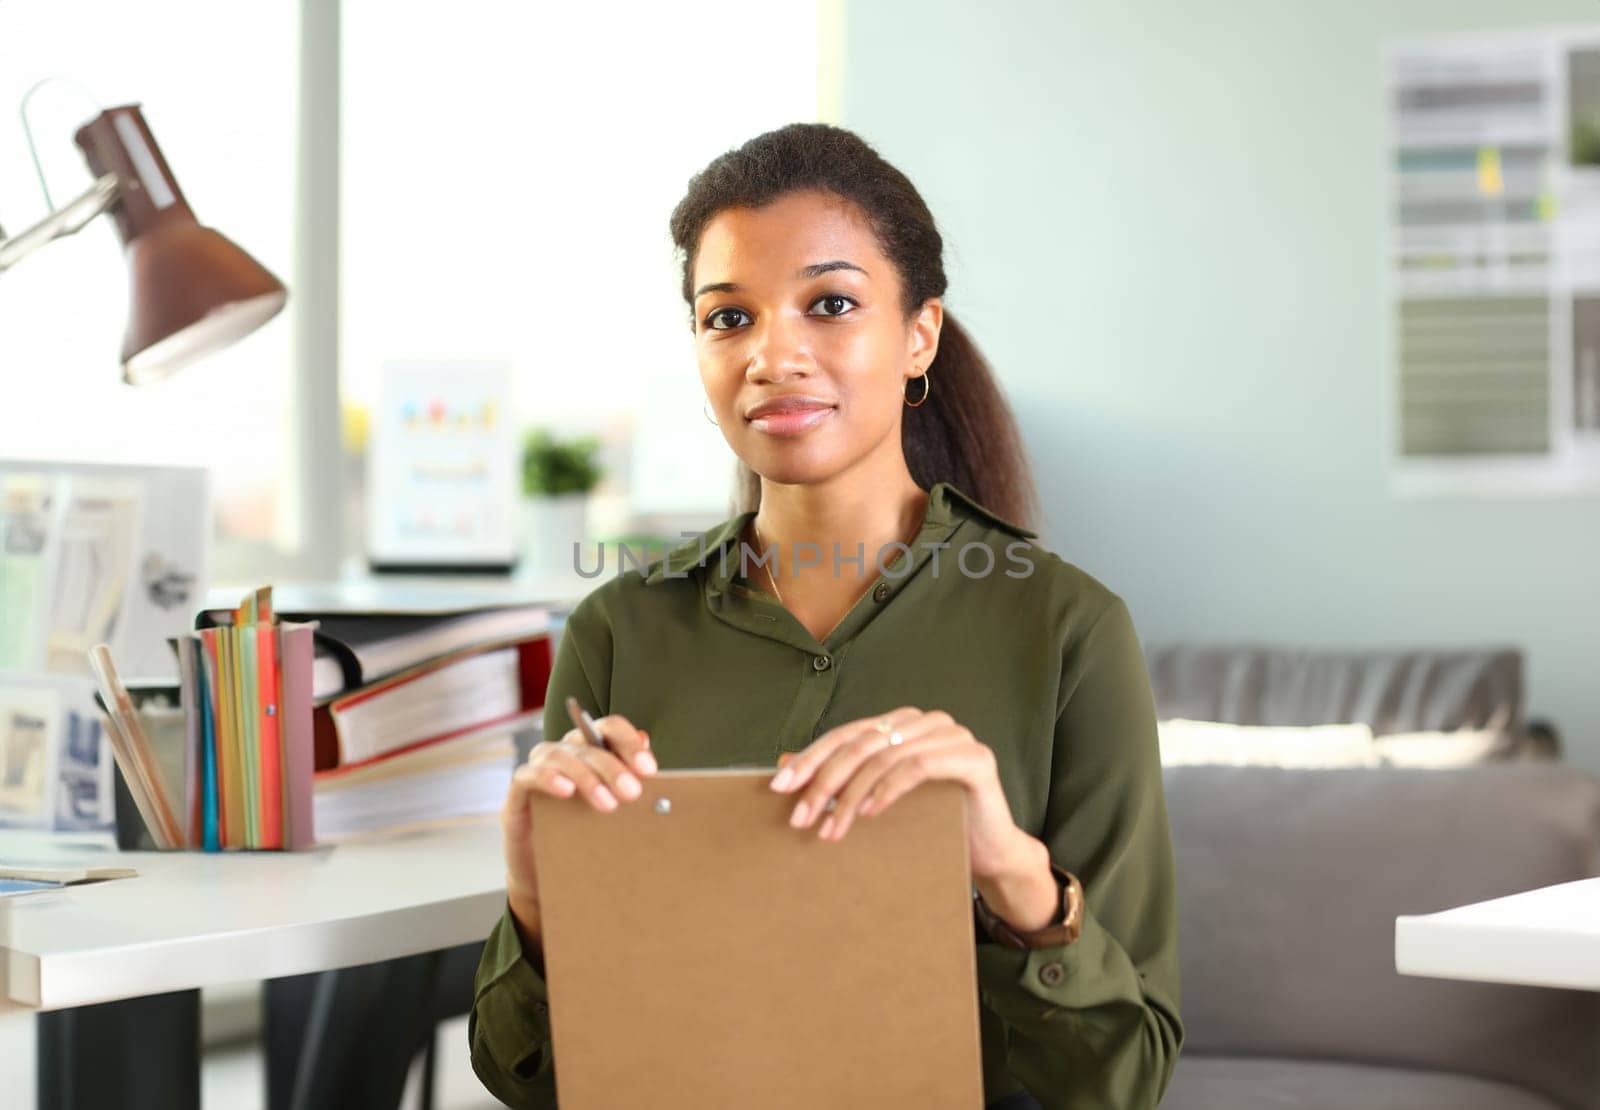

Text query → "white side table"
[1395,876,1600,991]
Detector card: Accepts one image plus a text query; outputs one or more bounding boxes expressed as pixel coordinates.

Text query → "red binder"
[311,633,552,772]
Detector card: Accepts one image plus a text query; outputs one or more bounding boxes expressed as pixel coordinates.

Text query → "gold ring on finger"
[875,716,894,734]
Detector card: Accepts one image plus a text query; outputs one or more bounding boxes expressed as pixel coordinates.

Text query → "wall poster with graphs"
[366,360,519,572]
[1388,26,1600,494]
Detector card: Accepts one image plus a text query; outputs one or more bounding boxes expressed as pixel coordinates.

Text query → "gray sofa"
[1146,645,1600,1110]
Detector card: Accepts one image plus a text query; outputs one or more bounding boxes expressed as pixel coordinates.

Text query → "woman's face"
[691,188,941,486]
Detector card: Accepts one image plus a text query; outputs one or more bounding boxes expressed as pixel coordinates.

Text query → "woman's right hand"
[501,713,658,962]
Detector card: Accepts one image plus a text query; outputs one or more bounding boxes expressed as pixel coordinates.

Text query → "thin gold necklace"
[753,521,784,604]
[752,519,901,644]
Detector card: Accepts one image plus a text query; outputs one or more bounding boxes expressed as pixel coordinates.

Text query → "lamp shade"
[73,104,287,385]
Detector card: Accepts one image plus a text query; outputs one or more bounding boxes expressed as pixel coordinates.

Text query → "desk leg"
[264,943,482,1110]
[265,952,445,1110]
[36,989,201,1110]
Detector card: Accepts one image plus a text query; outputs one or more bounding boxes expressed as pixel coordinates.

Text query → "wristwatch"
[973,861,1084,950]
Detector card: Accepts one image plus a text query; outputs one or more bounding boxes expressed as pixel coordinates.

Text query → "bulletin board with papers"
[1388,26,1600,494]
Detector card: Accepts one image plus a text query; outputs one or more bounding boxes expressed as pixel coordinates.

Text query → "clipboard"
[529,768,985,1109]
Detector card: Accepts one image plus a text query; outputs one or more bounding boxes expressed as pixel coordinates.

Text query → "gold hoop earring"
[904,370,931,408]
[703,399,719,426]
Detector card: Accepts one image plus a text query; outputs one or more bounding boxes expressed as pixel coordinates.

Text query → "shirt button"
[872,582,891,602]
[1038,961,1066,988]
[813,654,832,672]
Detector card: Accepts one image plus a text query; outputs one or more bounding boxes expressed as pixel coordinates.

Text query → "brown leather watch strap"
[973,861,1084,951]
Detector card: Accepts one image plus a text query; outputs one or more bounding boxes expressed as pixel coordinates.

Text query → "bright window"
[0,1,299,580]
[340,0,829,526]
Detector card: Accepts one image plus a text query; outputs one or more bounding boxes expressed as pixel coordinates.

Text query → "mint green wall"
[841,1,1600,771]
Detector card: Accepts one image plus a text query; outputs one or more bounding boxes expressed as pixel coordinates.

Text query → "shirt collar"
[641,480,1037,589]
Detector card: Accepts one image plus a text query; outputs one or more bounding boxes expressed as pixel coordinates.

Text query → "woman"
[469,123,1184,1110]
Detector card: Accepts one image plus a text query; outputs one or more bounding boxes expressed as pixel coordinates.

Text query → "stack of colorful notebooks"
[88,586,316,851]
[178,587,317,849]
[91,586,558,849]
[195,587,555,843]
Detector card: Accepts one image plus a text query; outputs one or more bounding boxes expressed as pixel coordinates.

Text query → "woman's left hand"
[768,706,1027,882]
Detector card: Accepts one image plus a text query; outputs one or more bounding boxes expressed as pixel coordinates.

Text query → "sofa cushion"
[1163,1055,1565,1110]
[1157,719,1380,767]
[1371,727,1510,767]
[1144,645,1521,738]
[1156,718,1514,768]
[1163,763,1600,1110]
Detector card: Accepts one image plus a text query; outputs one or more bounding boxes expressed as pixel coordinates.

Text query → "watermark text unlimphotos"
[565,535,1037,581]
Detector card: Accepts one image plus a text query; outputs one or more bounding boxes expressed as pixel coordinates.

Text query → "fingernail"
[636,750,658,774]
[595,786,617,810]
[552,774,575,795]
[790,800,809,828]
[616,773,641,799]
[770,766,793,791]
[859,795,875,815]
[819,816,836,839]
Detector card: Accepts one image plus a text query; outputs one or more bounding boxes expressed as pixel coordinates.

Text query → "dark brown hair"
[668,122,1040,530]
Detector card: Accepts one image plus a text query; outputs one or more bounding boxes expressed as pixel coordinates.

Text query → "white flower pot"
[522,494,590,576]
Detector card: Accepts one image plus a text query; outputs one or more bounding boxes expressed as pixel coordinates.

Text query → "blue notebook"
[198,653,220,852]
[0,864,136,898]
[0,878,62,897]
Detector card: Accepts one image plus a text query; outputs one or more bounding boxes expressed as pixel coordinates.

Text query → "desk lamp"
[0,101,287,385]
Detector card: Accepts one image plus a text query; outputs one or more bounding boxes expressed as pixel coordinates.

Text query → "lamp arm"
[0,173,119,273]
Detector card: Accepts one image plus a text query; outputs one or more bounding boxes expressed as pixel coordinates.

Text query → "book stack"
[311,713,537,841]
[310,635,551,842]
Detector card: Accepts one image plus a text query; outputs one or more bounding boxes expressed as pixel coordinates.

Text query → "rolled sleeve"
[976,595,1185,1109]
[468,904,557,1108]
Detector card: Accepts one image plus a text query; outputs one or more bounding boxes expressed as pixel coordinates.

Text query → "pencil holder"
[113,762,160,851]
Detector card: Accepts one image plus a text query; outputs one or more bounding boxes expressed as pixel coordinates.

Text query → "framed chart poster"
[1388,26,1600,494]
[366,360,519,572]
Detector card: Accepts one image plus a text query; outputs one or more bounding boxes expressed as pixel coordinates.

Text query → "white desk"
[1394,876,1600,991]
[1,819,506,1012]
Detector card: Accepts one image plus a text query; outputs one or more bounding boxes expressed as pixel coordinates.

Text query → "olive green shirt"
[469,481,1184,1109]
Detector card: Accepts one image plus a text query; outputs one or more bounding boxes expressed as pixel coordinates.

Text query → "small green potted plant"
[521,429,603,574]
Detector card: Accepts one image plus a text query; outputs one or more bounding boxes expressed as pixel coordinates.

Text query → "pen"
[565,695,613,755]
